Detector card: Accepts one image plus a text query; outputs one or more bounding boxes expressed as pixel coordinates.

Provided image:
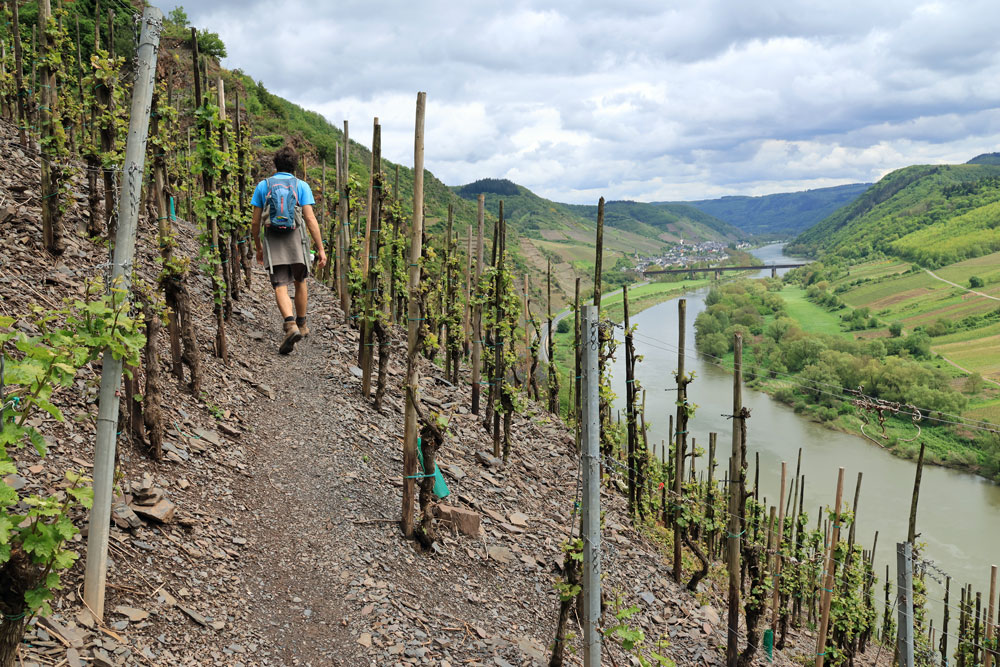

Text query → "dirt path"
[235,291,357,663]
[919,269,1000,386]
[924,268,1000,301]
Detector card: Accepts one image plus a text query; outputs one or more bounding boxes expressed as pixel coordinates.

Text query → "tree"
[889,322,903,337]
[970,275,984,288]
[167,6,189,26]
[556,318,570,334]
[965,372,985,394]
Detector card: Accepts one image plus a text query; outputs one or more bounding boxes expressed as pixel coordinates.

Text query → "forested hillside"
[787,163,1000,266]
[679,183,871,237]
[455,178,741,244]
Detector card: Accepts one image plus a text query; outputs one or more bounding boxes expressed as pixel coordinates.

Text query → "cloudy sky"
[170,1,1000,204]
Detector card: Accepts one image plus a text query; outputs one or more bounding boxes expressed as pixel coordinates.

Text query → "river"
[610,243,1000,622]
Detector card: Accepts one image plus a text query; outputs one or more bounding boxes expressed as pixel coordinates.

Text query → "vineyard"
[0,3,998,667]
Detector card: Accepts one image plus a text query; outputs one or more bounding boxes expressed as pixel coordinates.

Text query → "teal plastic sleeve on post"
[415,436,450,499]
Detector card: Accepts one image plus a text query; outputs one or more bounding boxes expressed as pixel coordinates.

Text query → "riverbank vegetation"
[693,278,1000,479]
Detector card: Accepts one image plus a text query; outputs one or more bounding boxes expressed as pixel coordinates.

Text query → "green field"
[934,250,1000,286]
[780,286,849,337]
[834,259,911,285]
[785,253,1000,459]
[839,271,942,310]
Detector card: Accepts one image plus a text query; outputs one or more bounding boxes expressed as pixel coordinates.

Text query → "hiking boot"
[298,322,310,338]
[279,321,302,355]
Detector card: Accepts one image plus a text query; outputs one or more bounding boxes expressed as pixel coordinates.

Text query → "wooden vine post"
[908,440,925,544]
[623,284,638,517]
[522,275,530,392]
[815,467,846,667]
[726,332,744,667]
[770,461,788,634]
[471,194,485,414]
[12,0,25,146]
[337,119,352,319]
[83,1,101,236]
[465,225,473,357]
[191,28,226,361]
[547,258,558,413]
[215,76,234,318]
[491,202,506,457]
[74,15,85,154]
[332,142,342,291]
[38,0,64,255]
[360,119,382,399]
[388,162,403,320]
[673,298,687,583]
[99,10,116,236]
[593,197,604,307]
[401,91,426,539]
[574,276,581,449]
[319,159,331,283]
[443,203,456,381]
[30,23,36,147]
[362,117,377,278]
[986,565,997,667]
[149,83,174,369]
[234,91,252,287]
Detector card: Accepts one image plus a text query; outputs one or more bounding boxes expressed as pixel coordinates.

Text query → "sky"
[168,1,1000,205]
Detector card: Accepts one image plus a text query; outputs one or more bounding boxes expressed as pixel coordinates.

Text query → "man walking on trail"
[252,146,327,354]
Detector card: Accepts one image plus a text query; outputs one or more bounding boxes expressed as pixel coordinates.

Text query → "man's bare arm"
[302,204,327,268]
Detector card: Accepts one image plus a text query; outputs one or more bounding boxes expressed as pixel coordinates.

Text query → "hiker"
[251,145,327,354]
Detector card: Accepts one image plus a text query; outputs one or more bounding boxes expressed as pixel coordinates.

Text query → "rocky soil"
[0,118,893,666]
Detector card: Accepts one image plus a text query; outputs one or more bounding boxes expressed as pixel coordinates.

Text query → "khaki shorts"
[268,263,307,288]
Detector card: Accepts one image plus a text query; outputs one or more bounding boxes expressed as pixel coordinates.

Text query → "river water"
[610,243,1000,621]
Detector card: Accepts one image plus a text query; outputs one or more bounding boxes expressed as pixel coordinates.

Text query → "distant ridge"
[788,162,1000,265]
[968,153,1000,165]
[453,180,741,244]
[672,183,871,237]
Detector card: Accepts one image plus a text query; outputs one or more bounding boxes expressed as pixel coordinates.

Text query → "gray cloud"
[168,0,1000,203]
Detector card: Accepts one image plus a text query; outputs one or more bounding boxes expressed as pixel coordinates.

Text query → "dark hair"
[273,145,297,173]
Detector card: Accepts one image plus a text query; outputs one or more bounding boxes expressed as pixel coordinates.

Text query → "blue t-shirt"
[251,172,316,209]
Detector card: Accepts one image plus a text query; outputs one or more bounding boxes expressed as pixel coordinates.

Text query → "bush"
[774,387,797,404]
[816,406,838,422]
[257,134,285,150]
[556,319,570,334]
[196,30,227,58]
[889,322,903,337]
[700,332,729,359]
[970,275,985,288]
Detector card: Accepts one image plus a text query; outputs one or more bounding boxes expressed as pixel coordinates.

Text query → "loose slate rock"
[437,505,481,537]
[179,606,207,626]
[487,545,513,564]
[131,498,177,523]
[193,428,222,446]
[114,605,150,622]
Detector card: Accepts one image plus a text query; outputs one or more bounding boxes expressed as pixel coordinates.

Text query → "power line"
[626,330,1000,434]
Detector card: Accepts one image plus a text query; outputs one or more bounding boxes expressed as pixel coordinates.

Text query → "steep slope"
[679,183,871,237]
[787,163,1000,264]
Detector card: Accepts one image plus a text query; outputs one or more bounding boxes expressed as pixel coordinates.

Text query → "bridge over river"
[643,261,809,278]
